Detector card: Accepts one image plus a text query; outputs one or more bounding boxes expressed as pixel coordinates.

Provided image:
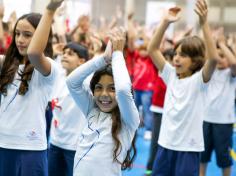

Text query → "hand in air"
[47,0,64,11]
[216,27,226,45]
[108,27,126,52]
[163,7,181,24]
[104,40,112,64]
[0,4,4,19]
[194,0,208,25]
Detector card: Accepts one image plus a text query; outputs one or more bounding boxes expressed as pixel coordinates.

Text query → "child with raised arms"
[48,42,89,176]
[147,0,219,175]
[200,29,236,176]
[66,28,140,176]
[0,0,64,175]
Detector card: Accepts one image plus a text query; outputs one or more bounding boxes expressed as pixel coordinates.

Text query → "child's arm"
[0,55,4,72]
[0,4,4,47]
[110,28,140,129]
[147,7,181,72]
[218,32,236,76]
[27,0,63,76]
[195,0,218,82]
[66,42,112,116]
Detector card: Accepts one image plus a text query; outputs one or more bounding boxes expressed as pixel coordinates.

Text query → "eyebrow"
[96,83,114,86]
[15,29,33,34]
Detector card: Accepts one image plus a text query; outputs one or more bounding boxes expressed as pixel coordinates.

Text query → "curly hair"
[0,13,53,96]
[90,66,137,170]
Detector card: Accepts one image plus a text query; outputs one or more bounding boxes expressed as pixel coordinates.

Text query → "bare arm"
[27,0,63,76]
[126,13,136,52]
[0,5,4,45]
[195,0,218,82]
[147,7,181,72]
[218,40,236,76]
[0,55,4,71]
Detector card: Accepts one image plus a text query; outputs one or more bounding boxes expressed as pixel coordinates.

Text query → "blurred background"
[2,0,236,32]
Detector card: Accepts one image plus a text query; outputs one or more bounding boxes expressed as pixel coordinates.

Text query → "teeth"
[101,101,109,104]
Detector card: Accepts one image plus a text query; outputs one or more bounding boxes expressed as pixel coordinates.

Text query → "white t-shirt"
[158,63,207,152]
[0,58,59,151]
[204,68,236,124]
[50,74,86,151]
[66,52,140,176]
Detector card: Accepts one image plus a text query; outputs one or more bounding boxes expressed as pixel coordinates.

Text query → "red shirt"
[125,48,136,78]
[132,51,157,91]
[152,74,166,107]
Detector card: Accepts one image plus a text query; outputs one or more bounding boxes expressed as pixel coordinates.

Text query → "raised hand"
[216,27,226,45]
[53,43,65,56]
[109,27,126,52]
[163,7,181,24]
[0,4,4,19]
[47,0,64,11]
[194,0,208,25]
[103,40,112,64]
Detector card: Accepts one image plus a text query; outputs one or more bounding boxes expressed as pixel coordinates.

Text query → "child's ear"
[78,58,86,64]
[190,57,204,73]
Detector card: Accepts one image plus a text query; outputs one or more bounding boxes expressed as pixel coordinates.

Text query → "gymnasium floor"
[122,128,236,176]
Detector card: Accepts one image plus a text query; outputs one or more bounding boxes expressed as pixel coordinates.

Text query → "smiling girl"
[66,28,140,176]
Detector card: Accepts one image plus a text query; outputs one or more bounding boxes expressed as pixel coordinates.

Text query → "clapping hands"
[103,27,126,64]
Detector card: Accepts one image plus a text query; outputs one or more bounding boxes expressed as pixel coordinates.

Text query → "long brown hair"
[90,66,137,170]
[0,13,53,96]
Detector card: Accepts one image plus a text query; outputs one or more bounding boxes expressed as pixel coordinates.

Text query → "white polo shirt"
[0,58,59,150]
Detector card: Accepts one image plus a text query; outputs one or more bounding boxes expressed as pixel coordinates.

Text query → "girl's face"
[15,19,35,56]
[94,74,118,113]
[61,48,85,74]
[173,45,193,79]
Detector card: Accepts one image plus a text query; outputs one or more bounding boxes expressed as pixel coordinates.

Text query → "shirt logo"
[27,130,39,141]
[51,98,62,111]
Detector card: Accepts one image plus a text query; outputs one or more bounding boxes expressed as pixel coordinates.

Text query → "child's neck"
[178,71,192,79]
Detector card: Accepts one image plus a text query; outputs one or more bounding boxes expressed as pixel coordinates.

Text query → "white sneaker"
[144,130,152,140]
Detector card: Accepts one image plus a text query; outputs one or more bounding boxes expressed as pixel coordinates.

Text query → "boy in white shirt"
[48,42,89,176]
[200,31,236,176]
[147,0,219,175]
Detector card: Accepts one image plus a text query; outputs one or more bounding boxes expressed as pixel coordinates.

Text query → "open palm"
[164,7,181,23]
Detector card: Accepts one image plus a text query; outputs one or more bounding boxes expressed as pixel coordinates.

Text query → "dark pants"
[48,144,75,176]
[200,122,233,168]
[152,146,200,176]
[0,148,48,176]
[45,102,53,142]
[146,112,162,170]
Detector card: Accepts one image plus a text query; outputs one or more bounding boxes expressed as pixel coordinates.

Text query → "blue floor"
[122,128,236,176]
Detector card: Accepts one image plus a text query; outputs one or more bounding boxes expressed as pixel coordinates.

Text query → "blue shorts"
[200,122,233,168]
[0,147,48,176]
[152,145,200,176]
